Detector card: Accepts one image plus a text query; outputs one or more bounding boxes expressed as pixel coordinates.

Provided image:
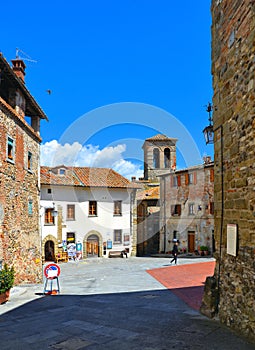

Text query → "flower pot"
[0,289,11,305]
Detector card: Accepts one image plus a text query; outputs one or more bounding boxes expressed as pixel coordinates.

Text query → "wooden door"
[188,232,195,253]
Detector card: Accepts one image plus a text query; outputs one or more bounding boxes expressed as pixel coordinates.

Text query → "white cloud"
[40,140,143,180]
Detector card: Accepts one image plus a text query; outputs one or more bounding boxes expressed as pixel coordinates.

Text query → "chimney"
[11,59,26,83]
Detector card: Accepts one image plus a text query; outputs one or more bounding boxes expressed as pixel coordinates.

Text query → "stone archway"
[42,235,58,262]
[83,231,103,259]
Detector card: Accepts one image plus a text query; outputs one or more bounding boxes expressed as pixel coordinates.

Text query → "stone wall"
[0,106,42,284]
[201,0,255,341]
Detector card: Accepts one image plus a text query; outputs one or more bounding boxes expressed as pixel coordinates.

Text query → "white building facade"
[40,166,137,260]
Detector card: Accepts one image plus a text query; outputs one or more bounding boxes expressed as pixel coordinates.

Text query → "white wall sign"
[227,224,237,256]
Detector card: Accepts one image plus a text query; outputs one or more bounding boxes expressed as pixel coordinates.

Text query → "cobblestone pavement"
[0,257,254,349]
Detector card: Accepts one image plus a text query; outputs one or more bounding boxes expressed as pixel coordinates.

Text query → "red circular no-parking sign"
[44,263,61,278]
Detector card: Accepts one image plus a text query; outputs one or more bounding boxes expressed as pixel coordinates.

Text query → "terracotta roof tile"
[40,166,139,189]
[145,134,177,142]
[136,186,160,200]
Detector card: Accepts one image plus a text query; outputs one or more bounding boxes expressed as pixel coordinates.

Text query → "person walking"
[170,241,178,265]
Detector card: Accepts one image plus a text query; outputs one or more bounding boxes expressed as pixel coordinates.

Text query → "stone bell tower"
[142,134,177,181]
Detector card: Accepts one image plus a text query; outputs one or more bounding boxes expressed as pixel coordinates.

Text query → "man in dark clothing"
[170,242,178,265]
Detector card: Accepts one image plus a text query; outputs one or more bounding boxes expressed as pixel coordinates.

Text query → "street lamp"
[203,102,214,144]
[203,102,223,315]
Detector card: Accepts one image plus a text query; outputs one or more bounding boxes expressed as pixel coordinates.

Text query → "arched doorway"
[45,240,55,261]
[86,234,99,257]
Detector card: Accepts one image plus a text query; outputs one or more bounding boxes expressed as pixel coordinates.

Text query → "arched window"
[153,148,160,168]
[164,148,170,168]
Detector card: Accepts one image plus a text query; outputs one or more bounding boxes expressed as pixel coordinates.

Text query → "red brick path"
[147,261,216,311]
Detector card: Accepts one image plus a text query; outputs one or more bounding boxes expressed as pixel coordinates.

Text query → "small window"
[171,204,181,216]
[209,202,214,215]
[28,200,33,215]
[188,203,195,215]
[47,188,52,194]
[173,176,178,187]
[44,208,55,225]
[114,229,122,244]
[114,201,122,216]
[7,136,15,162]
[89,201,97,216]
[27,151,32,171]
[67,204,75,220]
[59,168,66,175]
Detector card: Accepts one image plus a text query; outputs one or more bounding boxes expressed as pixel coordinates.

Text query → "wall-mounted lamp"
[51,202,58,217]
[203,102,214,144]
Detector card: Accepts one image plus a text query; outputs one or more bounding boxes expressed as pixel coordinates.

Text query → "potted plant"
[200,246,209,256]
[0,264,15,304]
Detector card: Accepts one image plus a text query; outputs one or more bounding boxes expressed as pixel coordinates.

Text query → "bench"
[55,251,68,263]
[108,250,128,258]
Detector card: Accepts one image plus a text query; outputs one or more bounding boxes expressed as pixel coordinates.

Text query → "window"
[114,229,122,244]
[7,136,15,162]
[185,172,197,185]
[59,168,66,175]
[188,203,195,215]
[153,148,160,168]
[209,202,214,215]
[164,148,170,168]
[44,208,55,225]
[47,189,52,194]
[27,151,32,171]
[28,200,33,215]
[172,175,181,187]
[89,201,97,216]
[67,204,75,220]
[114,201,122,215]
[171,204,181,216]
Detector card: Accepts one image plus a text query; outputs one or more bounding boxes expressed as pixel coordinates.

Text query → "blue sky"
[1,0,213,179]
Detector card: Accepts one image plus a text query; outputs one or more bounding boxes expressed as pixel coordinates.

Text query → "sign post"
[43,263,61,295]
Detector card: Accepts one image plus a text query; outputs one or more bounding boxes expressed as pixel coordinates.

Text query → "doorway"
[86,235,99,257]
[45,240,55,261]
[188,232,195,253]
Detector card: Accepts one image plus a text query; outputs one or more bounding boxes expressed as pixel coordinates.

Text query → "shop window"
[114,201,122,216]
[89,201,97,216]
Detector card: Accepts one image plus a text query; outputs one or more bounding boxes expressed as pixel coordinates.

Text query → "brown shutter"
[177,175,181,187]
[210,169,214,182]
[193,171,197,184]
[185,173,189,185]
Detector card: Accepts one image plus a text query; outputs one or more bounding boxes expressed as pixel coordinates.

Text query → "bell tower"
[142,134,177,181]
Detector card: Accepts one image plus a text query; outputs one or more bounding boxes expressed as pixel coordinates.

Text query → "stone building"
[159,158,214,255]
[0,53,48,284]
[201,0,255,342]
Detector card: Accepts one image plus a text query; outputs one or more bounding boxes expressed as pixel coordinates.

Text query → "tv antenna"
[15,48,37,63]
